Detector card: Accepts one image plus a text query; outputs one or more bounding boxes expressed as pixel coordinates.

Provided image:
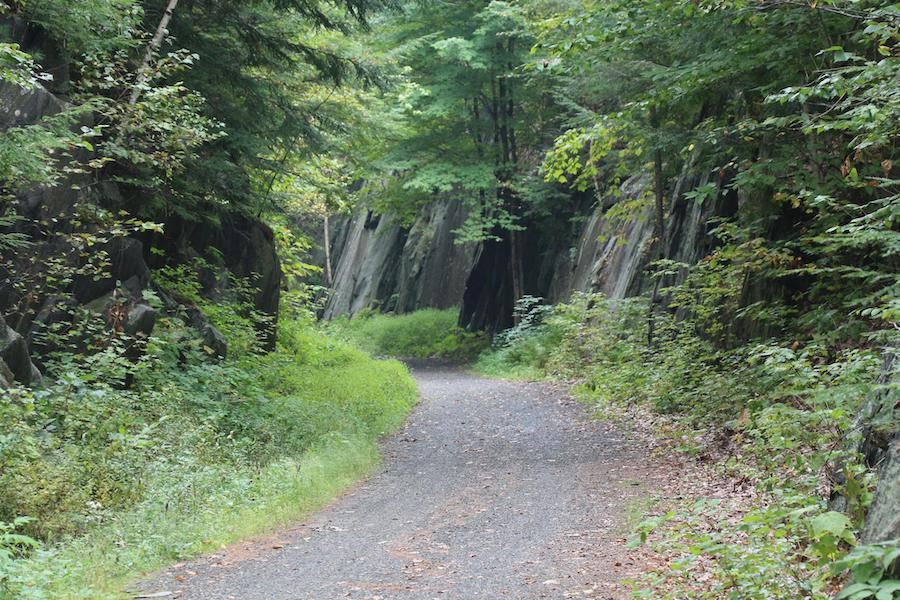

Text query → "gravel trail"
[138,364,655,600]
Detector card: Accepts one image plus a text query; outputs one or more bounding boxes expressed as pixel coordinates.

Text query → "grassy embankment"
[1,313,417,599]
[324,308,488,361]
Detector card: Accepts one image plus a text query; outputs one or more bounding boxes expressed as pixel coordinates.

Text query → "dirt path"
[138,364,659,599]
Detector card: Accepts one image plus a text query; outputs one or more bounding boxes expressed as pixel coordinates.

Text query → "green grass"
[1,319,418,599]
[12,435,380,598]
[473,333,558,380]
[324,308,489,362]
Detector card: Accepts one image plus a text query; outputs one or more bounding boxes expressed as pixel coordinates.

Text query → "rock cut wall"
[323,201,478,319]
[323,168,738,331]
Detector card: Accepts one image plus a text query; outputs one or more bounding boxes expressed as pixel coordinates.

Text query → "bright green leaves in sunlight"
[0,42,51,88]
[431,37,487,69]
[534,0,899,339]
[369,0,556,243]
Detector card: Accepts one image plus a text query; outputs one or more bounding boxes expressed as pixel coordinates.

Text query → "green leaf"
[809,511,852,538]
[836,583,873,599]
[875,582,900,600]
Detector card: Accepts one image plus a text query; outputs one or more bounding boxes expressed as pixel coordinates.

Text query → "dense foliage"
[0,1,416,596]
[359,0,899,342]
[2,0,388,215]
[318,2,899,594]
[0,284,416,598]
[476,294,897,598]
[1,0,898,597]
[533,0,899,344]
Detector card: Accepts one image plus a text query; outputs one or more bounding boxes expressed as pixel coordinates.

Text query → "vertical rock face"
[0,80,86,222]
[547,174,655,303]
[1,41,281,359]
[323,201,477,319]
[855,352,900,545]
[323,210,407,318]
[395,201,479,313]
[0,315,41,386]
[323,170,737,325]
[161,215,282,350]
[864,434,900,545]
[458,234,516,332]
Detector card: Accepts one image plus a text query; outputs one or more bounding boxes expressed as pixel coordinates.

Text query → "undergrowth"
[475,293,899,599]
[0,283,417,598]
[324,307,488,362]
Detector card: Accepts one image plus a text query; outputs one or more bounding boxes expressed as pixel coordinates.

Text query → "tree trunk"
[647,107,666,346]
[509,229,523,324]
[323,214,333,288]
[470,96,485,159]
[507,40,518,164]
[130,0,180,105]
[496,54,510,169]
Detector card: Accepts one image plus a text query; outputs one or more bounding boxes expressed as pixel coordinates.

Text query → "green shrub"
[833,541,900,600]
[325,308,489,361]
[477,292,887,599]
[155,259,271,358]
[0,518,40,598]
[0,305,417,598]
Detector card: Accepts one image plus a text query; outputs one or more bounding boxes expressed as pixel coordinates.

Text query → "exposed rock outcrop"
[72,237,152,304]
[854,351,900,545]
[395,201,479,313]
[159,215,282,350]
[547,174,655,303]
[0,314,41,386]
[0,358,14,389]
[864,432,900,545]
[125,303,158,338]
[323,201,477,319]
[323,209,406,317]
[186,307,228,358]
[1,29,280,367]
[323,166,738,332]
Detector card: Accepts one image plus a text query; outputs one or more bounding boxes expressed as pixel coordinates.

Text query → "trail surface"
[139,364,656,599]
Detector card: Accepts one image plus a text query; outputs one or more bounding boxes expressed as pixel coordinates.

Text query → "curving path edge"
[136,364,658,600]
